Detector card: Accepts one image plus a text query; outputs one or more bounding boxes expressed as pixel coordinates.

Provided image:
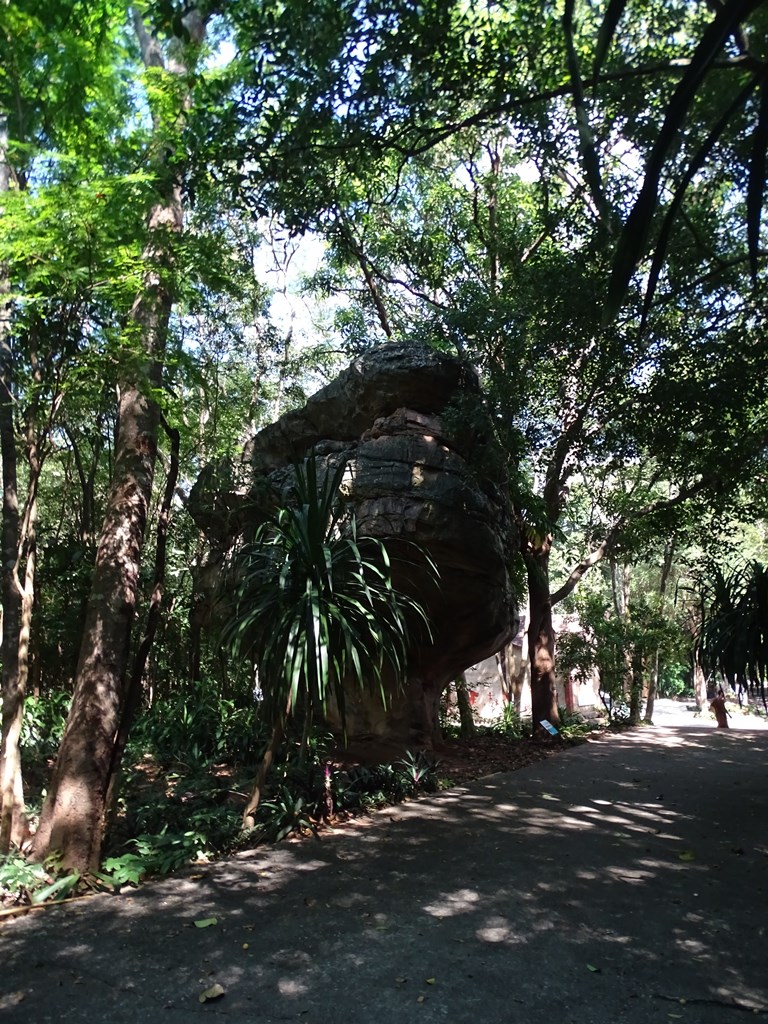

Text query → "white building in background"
[462,612,601,721]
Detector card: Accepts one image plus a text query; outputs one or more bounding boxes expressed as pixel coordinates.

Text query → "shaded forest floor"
[1,726,593,912]
[415,731,581,787]
[109,726,592,855]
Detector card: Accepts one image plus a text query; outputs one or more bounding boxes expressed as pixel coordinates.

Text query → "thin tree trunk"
[0,115,26,851]
[0,475,25,848]
[298,698,314,763]
[693,654,708,711]
[514,611,530,714]
[645,651,660,725]
[610,559,636,717]
[611,557,631,618]
[644,535,676,724]
[63,424,103,550]
[526,544,560,733]
[629,650,643,725]
[243,718,285,829]
[1,423,44,851]
[337,215,393,339]
[455,672,476,738]
[0,284,61,854]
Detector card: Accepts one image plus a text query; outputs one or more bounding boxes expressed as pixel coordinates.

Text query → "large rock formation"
[188,343,519,749]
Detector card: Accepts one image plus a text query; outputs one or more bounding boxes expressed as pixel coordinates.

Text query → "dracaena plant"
[222,453,434,827]
[696,560,768,708]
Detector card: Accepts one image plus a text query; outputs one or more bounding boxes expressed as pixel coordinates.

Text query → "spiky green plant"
[696,561,768,708]
[223,454,433,826]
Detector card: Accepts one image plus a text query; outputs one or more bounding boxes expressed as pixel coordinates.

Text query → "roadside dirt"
[431,731,582,786]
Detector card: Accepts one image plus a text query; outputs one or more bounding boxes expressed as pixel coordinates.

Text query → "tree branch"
[380,57,762,159]
[335,214,393,338]
[562,0,613,232]
[550,479,708,606]
[551,537,612,607]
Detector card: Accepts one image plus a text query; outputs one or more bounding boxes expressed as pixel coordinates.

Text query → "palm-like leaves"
[696,561,768,707]
[223,455,432,733]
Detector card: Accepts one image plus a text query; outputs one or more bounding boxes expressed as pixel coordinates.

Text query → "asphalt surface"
[3,709,768,1023]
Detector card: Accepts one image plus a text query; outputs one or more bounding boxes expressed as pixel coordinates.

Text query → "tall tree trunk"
[1,410,46,852]
[644,535,676,724]
[30,369,166,870]
[455,672,476,738]
[526,543,559,732]
[0,442,25,856]
[30,11,204,872]
[629,650,643,726]
[104,420,179,829]
[0,258,60,854]
[693,654,708,711]
[0,116,27,851]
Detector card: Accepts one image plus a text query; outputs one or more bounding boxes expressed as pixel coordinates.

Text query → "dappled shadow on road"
[4,727,768,1023]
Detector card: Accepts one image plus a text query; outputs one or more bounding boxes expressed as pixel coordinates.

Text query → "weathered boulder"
[188,343,519,749]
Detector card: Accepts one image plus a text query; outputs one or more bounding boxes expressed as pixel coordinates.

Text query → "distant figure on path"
[710,689,730,728]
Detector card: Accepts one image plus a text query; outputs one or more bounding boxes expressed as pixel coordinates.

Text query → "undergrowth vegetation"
[440,689,598,742]
[1,678,597,909]
[1,687,445,907]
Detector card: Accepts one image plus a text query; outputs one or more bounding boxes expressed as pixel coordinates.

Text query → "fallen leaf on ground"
[198,984,225,1003]
[678,851,695,862]
[586,964,601,973]
[425,978,436,985]
[0,992,26,1010]
[194,917,218,928]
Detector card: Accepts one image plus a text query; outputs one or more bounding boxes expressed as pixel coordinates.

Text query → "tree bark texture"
[526,544,560,732]
[455,672,476,738]
[30,378,164,870]
[0,117,27,851]
[629,650,643,725]
[243,719,285,829]
[104,419,180,830]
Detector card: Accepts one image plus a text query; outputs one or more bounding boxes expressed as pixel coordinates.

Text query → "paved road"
[649,696,768,730]
[3,724,768,1023]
